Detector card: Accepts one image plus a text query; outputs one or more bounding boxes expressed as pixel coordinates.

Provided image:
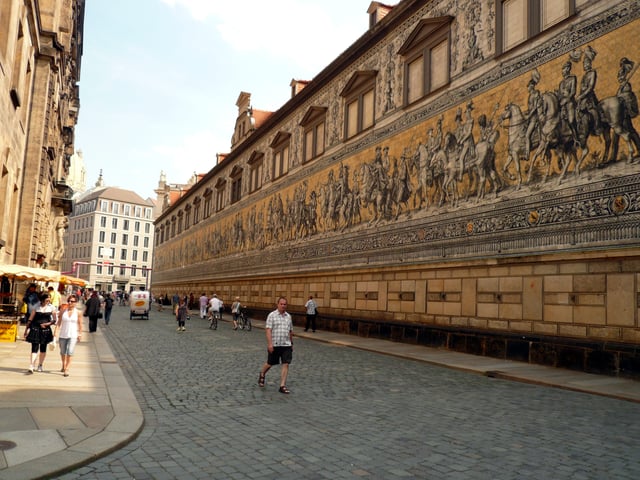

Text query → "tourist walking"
[231,297,242,330]
[199,293,209,319]
[104,293,114,325]
[24,292,57,373]
[176,299,188,331]
[56,294,83,376]
[258,296,293,394]
[85,290,101,332]
[304,295,318,332]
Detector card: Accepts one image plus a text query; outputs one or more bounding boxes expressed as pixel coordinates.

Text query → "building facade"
[153,0,640,376]
[63,182,156,293]
[0,0,84,271]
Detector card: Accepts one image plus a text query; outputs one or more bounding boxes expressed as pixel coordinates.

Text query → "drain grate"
[0,440,17,451]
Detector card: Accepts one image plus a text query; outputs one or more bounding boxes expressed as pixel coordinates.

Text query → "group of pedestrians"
[21,287,119,376]
[22,289,83,376]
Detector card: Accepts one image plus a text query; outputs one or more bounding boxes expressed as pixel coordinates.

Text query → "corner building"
[0,0,84,270]
[65,185,155,293]
[153,1,640,376]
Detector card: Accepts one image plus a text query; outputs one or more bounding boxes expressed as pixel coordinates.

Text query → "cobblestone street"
[58,305,640,480]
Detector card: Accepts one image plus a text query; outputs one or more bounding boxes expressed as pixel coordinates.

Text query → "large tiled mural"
[154,3,640,277]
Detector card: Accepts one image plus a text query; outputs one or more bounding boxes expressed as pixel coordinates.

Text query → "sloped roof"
[76,186,154,206]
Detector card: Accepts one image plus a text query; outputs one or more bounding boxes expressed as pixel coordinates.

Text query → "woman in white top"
[56,294,83,377]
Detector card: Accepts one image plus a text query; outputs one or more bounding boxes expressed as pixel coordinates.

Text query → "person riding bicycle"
[231,296,242,330]
[208,294,223,319]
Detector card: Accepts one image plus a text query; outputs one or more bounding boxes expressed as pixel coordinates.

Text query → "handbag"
[98,312,103,319]
[21,303,27,314]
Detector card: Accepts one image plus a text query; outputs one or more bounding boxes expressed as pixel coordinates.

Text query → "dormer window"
[341,71,377,139]
[248,151,264,192]
[300,106,327,163]
[270,132,291,181]
[398,16,453,105]
[215,178,226,212]
[496,0,574,53]
[230,166,243,204]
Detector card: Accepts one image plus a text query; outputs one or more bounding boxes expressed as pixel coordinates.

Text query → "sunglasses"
[68,300,77,303]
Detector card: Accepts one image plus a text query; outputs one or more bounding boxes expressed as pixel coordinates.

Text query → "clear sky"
[75,0,371,200]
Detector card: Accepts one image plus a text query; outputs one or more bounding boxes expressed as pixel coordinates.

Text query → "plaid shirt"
[266,309,292,346]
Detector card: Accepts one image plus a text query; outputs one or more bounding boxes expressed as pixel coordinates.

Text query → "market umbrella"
[0,264,61,282]
[59,275,87,287]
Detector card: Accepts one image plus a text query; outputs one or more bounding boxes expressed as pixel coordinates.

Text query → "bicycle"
[237,306,251,331]
[208,310,220,330]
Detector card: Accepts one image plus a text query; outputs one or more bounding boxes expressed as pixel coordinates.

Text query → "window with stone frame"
[300,106,327,163]
[496,0,574,53]
[398,16,452,106]
[203,189,212,218]
[248,151,264,193]
[341,71,377,139]
[270,132,291,181]
[230,166,243,204]
[215,178,226,212]
[177,211,183,234]
[193,197,201,224]
[184,205,191,229]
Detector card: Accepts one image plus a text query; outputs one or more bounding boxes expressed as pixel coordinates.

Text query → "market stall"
[0,264,60,342]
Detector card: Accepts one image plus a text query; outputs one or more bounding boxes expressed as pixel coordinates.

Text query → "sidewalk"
[1,316,639,480]
[0,324,143,480]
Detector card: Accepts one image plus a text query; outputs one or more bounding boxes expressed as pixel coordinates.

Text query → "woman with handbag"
[24,292,57,373]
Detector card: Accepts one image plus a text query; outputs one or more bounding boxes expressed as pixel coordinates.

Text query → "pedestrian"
[47,286,62,345]
[176,298,188,331]
[258,296,293,394]
[24,292,57,374]
[231,296,242,330]
[199,292,209,319]
[172,292,180,315]
[22,283,40,324]
[104,293,114,325]
[304,295,318,332]
[55,294,83,376]
[85,290,101,332]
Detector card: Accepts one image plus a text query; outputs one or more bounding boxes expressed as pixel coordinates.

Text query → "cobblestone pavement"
[57,306,640,480]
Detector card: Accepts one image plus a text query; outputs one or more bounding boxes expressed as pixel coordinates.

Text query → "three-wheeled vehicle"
[129,289,150,320]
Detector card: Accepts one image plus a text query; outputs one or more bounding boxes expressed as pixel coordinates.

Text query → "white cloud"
[159,0,365,74]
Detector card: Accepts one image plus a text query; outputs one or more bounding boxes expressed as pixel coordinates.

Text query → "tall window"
[193,198,201,224]
[300,107,327,163]
[120,249,127,260]
[99,231,105,242]
[112,218,118,229]
[270,132,291,181]
[123,220,129,230]
[122,234,128,245]
[341,71,377,139]
[134,221,140,232]
[248,151,264,193]
[100,216,107,227]
[497,0,573,53]
[110,232,116,243]
[230,166,243,204]
[215,179,226,212]
[184,205,191,228]
[398,16,452,105]
[203,190,212,218]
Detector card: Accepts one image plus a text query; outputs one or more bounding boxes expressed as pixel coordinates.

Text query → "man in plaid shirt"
[258,296,293,394]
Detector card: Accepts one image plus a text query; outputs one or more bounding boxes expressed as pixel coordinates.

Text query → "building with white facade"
[62,181,156,292]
